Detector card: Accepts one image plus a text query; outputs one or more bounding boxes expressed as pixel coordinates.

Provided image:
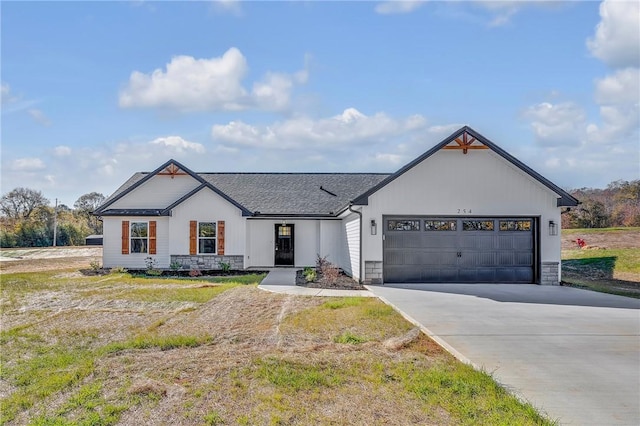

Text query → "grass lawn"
[561,227,640,298]
[0,269,554,425]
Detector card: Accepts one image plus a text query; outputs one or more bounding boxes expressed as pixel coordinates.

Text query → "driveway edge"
[364,285,549,419]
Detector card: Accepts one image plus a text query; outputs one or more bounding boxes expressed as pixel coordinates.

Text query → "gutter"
[348,202,363,284]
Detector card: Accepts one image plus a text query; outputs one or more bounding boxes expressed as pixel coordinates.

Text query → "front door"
[274,224,295,266]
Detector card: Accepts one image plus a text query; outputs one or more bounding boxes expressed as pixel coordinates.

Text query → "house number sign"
[457,209,472,214]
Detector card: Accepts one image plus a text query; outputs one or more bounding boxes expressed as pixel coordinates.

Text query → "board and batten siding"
[246,219,344,268]
[102,217,170,268]
[360,149,562,282]
[108,174,201,210]
[169,187,245,256]
[319,220,343,265]
[342,213,361,281]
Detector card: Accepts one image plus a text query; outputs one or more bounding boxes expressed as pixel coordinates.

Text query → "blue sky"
[2,0,639,207]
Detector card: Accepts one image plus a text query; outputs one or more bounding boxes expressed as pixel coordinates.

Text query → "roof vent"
[320,186,337,197]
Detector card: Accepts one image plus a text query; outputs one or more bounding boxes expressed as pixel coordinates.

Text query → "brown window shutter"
[121,221,129,254]
[217,221,225,255]
[189,221,197,255]
[149,221,157,255]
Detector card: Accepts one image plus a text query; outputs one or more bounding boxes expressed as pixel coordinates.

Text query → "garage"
[383,217,537,283]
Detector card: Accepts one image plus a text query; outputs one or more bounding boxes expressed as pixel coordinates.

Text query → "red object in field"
[576,238,586,248]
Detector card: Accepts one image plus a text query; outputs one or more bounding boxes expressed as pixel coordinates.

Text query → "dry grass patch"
[1,269,553,425]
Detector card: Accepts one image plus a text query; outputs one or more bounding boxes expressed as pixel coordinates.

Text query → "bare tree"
[0,187,49,220]
[74,192,106,234]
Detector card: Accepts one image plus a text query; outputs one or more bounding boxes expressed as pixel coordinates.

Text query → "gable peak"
[442,129,489,154]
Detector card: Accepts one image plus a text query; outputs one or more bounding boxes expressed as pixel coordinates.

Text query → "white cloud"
[595,68,640,105]
[212,108,428,150]
[11,157,46,171]
[27,108,52,126]
[1,82,19,105]
[210,0,242,16]
[587,0,640,68]
[524,102,587,146]
[149,136,205,154]
[54,146,72,157]
[375,1,425,15]
[119,48,308,112]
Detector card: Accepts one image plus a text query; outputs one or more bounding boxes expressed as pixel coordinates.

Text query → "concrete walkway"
[366,283,640,426]
[258,268,375,297]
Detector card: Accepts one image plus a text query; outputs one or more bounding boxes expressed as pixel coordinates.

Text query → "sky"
[1,0,639,207]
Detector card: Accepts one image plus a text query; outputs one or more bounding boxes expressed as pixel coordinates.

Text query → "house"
[94,126,578,285]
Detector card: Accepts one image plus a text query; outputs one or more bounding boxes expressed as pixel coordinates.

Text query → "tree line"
[0,188,105,248]
[562,180,640,229]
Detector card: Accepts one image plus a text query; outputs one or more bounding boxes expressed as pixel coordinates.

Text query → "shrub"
[304,269,317,282]
[110,266,128,274]
[315,254,329,273]
[89,260,101,272]
[219,261,231,273]
[169,261,182,272]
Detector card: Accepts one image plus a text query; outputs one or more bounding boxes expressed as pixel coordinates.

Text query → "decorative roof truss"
[442,131,489,154]
[157,163,188,178]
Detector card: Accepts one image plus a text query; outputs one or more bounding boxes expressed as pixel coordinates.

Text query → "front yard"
[561,227,640,298]
[0,267,553,425]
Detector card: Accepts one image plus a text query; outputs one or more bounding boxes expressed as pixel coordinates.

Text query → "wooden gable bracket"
[157,163,188,178]
[442,131,489,154]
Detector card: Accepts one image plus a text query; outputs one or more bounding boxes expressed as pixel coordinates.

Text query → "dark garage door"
[383,217,536,283]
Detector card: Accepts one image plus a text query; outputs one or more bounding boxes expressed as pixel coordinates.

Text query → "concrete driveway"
[366,284,640,425]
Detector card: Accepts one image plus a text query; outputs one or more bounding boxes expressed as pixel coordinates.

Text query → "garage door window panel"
[463,220,494,231]
[499,220,532,231]
[424,220,456,231]
[388,220,420,231]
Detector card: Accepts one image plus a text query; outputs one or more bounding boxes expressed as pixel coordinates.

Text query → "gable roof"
[352,126,579,207]
[95,126,578,217]
[94,159,389,217]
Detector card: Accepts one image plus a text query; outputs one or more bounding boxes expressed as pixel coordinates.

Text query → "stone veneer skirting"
[170,255,244,271]
[541,261,559,286]
[364,260,383,284]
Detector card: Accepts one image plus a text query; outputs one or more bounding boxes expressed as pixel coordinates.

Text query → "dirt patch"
[0,246,102,274]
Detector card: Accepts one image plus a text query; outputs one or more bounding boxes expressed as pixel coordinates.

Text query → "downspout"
[348,202,363,283]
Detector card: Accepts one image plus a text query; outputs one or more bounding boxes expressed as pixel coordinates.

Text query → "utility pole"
[53,198,58,247]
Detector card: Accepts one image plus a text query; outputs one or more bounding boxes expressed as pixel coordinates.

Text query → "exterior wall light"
[549,220,558,236]
[370,219,377,235]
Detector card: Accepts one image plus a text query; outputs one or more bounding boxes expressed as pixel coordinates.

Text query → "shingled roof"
[96,166,389,217]
[199,173,389,215]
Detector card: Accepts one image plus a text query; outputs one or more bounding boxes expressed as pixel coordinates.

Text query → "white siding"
[319,220,342,265]
[342,213,361,280]
[109,174,200,209]
[246,219,343,268]
[169,188,245,255]
[102,216,170,268]
[360,149,562,282]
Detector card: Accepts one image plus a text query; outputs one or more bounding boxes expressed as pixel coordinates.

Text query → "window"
[278,226,292,238]
[462,220,494,231]
[198,222,217,254]
[387,220,420,231]
[130,222,148,253]
[499,220,532,231]
[424,220,457,231]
